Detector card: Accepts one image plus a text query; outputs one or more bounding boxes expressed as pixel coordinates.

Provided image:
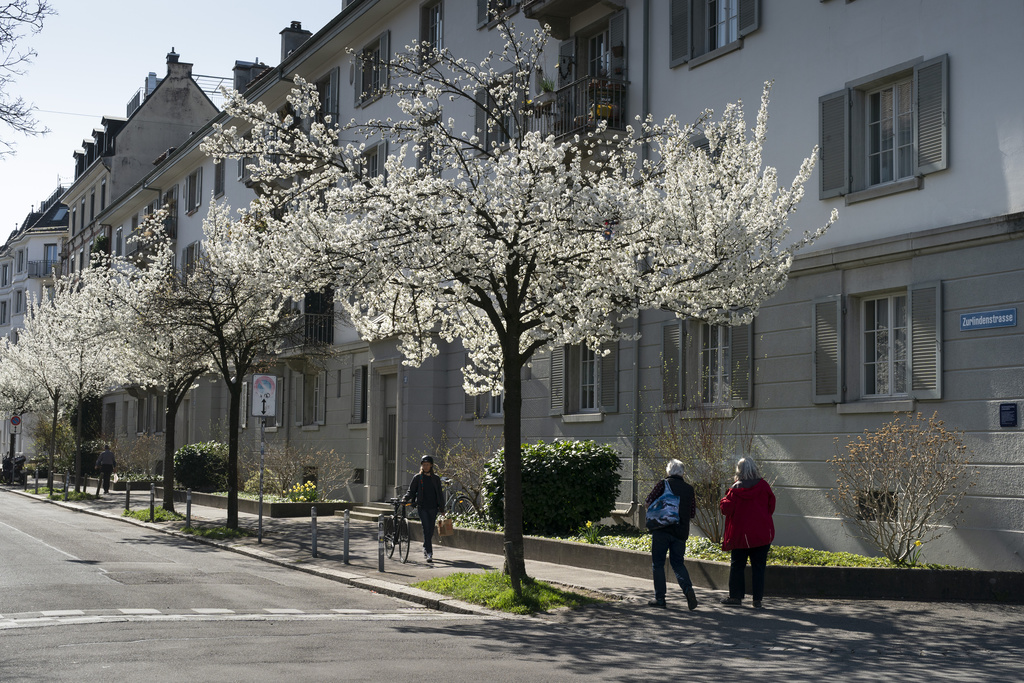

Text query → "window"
[474,79,519,150]
[114,228,123,257]
[162,186,178,238]
[100,179,107,211]
[71,207,77,235]
[79,248,85,272]
[44,244,58,269]
[812,282,942,404]
[356,142,387,181]
[463,360,504,419]
[819,55,948,200]
[550,342,618,415]
[476,0,517,28]
[214,160,225,197]
[80,199,86,228]
[670,0,759,68]
[237,156,251,183]
[662,319,752,409]
[300,372,325,426]
[315,68,340,126]
[420,1,443,62]
[182,241,201,279]
[351,365,368,424]
[16,249,24,272]
[1,264,8,286]
[136,396,148,433]
[186,168,202,214]
[90,189,95,221]
[0,301,7,325]
[355,32,389,105]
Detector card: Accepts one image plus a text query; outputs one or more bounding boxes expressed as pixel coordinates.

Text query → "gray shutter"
[351,366,364,423]
[909,281,942,400]
[669,0,690,67]
[316,372,327,425]
[377,140,388,183]
[608,9,627,80]
[690,0,706,59]
[478,0,489,27]
[475,88,486,144]
[328,66,340,125]
[293,373,304,426]
[662,321,683,406]
[379,31,390,91]
[599,342,618,413]
[557,39,576,88]
[549,346,565,415]
[819,89,849,199]
[730,323,753,408]
[353,52,363,105]
[812,296,843,404]
[914,54,948,175]
[737,0,760,37]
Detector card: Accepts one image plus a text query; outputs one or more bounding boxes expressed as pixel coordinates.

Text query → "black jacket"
[645,475,696,540]
[405,472,444,510]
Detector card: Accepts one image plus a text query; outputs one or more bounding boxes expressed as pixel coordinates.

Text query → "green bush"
[483,440,621,535]
[173,442,228,492]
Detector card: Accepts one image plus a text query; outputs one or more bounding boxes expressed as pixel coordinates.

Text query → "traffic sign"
[10,415,20,427]
[252,375,277,417]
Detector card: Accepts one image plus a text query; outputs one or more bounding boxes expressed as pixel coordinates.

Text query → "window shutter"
[328,66,341,126]
[477,0,489,27]
[273,376,284,428]
[812,296,843,404]
[377,141,388,183]
[690,0,707,60]
[909,281,942,400]
[669,0,690,67]
[293,374,304,426]
[549,345,565,415]
[730,323,753,408]
[379,31,390,91]
[353,52,363,105]
[819,89,849,199]
[608,9,627,79]
[599,342,618,413]
[351,366,365,423]
[662,321,684,406]
[316,371,327,425]
[557,39,576,88]
[737,0,760,37]
[474,88,486,144]
[914,53,948,175]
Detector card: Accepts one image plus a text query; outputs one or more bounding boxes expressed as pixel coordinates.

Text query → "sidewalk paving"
[10,487,660,616]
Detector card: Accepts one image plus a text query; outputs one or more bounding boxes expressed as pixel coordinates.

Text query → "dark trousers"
[651,528,693,601]
[729,544,771,601]
[418,506,438,556]
[97,465,114,494]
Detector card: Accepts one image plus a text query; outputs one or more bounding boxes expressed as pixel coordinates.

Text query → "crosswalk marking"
[119,608,161,615]
[191,608,234,614]
[40,610,84,617]
[264,608,303,614]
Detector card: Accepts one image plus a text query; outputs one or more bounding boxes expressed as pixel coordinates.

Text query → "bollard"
[149,483,155,523]
[34,466,38,494]
[343,510,350,565]
[311,506,318,559]
[125,484,130,511]
[186,489,192,528]
[378,515,385,572]
[63,472,69,501]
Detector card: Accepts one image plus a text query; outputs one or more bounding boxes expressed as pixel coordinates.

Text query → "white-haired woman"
[720,457,775,608]
[644,458,698,610]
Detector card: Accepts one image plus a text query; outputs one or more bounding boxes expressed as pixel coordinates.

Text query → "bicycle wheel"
[451,494,475,516]
[397,518,411,563]
[382,516,396,558]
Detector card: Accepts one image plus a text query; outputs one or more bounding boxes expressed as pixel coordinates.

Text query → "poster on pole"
[252,375,277,418]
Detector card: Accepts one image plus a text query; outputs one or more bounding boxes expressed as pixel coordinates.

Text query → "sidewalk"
[9,487,662,616]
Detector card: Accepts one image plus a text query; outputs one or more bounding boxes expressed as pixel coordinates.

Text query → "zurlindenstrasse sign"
[959,308,1017,332]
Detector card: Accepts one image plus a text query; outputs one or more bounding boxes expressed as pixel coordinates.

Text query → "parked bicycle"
[381,496,411,563]
[441,477,475,516]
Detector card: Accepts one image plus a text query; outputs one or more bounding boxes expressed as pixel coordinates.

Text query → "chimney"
[280,21,312,61]
[165,47,193,80]
[233,59,267,93]
[166,47,179,64]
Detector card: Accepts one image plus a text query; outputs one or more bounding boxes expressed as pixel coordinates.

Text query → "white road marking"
[0,520,82,560]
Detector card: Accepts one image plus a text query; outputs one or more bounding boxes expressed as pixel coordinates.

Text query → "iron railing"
[27,260,59,278]
[528,76,628,141]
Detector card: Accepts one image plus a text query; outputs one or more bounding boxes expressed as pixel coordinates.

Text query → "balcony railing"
[528,76,628,141]
[27,260,59,279]
[303,312,334,345]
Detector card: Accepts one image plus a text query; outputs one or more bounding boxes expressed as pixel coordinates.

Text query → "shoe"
[685,588,698,611]
[720,597,742,606]
[647,599,667,608]
[753,600,763,609]
[425,554,433,563]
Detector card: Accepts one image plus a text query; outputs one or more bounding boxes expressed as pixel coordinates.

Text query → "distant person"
[95,444,116,495]
[720,457,776,609]
[644,458,698,610]
[404,455,443,563]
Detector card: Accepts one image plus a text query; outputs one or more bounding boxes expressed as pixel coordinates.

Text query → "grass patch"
[34,488,99,502]
[122,508,185,523]
[413,571,602,615]
[180,526,254,540]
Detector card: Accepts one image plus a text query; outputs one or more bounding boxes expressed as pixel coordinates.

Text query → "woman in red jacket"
[720,457,775,608]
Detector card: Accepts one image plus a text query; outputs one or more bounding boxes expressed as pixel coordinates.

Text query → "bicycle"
[441,477,475,516]
[381,497,411,563]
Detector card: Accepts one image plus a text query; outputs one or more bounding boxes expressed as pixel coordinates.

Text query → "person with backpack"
[720,457,776,609]
[644,458,698,610]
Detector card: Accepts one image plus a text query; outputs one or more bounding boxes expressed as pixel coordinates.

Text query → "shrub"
[483,440,621,535]
[173,441,228,492]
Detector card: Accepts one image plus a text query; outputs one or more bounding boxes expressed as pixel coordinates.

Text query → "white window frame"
[186,168,202,214]
[866,79,914,188]
[700,323,731,405]
[421,1,444,62]
[355,32,389,106]
[861,293,909,398]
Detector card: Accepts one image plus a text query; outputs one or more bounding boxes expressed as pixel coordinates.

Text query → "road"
[2,490,1023,682]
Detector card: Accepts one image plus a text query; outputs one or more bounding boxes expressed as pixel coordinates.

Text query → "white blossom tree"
[202,21,835,589]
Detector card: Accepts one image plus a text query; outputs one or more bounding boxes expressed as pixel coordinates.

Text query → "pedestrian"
[95,444,116,495]
[404,455,444,563]
[720,457,776,609]
[645,458,698,610]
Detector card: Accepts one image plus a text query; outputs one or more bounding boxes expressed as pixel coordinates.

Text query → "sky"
[0,0,346,243]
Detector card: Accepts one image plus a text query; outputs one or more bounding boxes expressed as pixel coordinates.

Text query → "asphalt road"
[2,490,1024,682]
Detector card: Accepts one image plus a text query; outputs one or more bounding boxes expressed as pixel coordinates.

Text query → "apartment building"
[50,0,1021,570]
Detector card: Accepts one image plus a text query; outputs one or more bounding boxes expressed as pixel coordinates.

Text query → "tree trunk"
[47,397,59,491]
[502,348,528,595]
[73,398,83,493]
[225,379,241,529]
[162,388,178,512]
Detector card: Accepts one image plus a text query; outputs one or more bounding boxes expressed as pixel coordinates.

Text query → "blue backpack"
[646,479,680,530]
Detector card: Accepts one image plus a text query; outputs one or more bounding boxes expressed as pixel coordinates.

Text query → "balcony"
[27,260,59,279]
[528,76,628,142]
[523,0,607,39]
[303,312,334,346]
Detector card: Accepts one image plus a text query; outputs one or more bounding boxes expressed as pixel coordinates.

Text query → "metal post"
[378,515,385,572]
[149,483,155,523]
[63,472,69,501]
[34,466,38,494]
[343,509,350,564]
[125,483,130,511]
[258,418,265,544]
[186,488,192,528]
[311,506,318,559]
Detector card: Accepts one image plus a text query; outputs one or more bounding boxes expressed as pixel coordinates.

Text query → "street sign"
[10,415,20,427]
[251,375,277,417]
